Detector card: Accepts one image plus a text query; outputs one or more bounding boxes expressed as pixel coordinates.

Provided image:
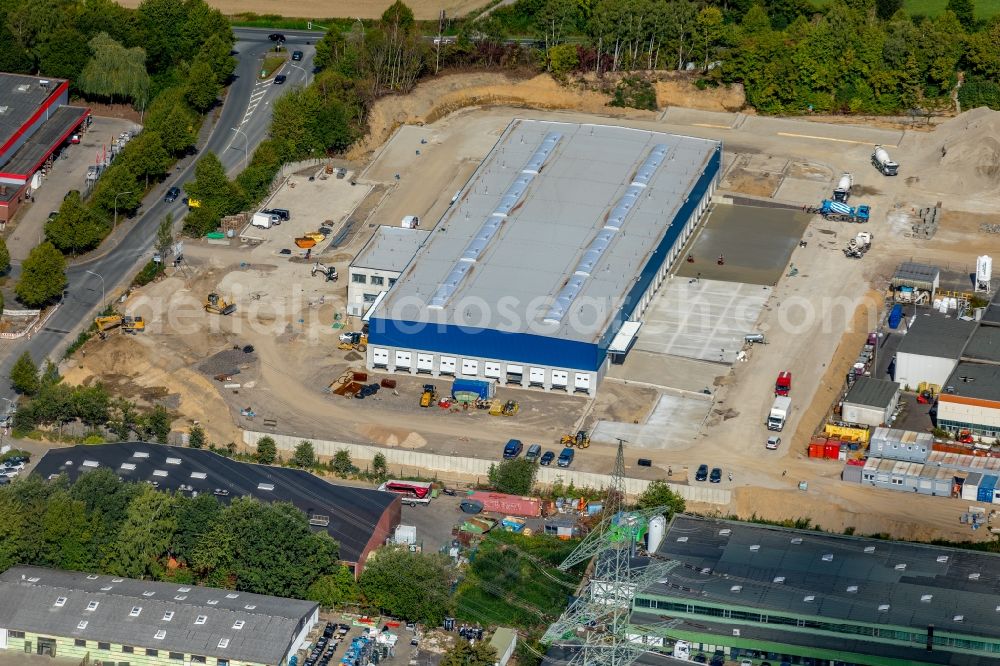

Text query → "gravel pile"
[197,348,256,377]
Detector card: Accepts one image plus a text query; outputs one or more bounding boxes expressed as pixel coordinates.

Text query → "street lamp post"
[113,191,133,229]
[85,270,105,310]
[231,127,249,169]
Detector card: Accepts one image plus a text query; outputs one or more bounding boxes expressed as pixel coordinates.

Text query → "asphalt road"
[0,28,318,404]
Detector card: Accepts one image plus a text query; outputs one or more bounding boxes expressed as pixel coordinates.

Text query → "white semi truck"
[768,396,791,431]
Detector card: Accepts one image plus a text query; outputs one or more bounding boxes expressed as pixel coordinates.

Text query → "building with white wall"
[347,226,429,316]
[893,314,975,391]
[841,377,899,427]
[365,119,722,396]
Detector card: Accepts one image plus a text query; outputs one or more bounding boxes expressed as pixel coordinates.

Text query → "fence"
[241,430,731,505]
[0,307,48,339]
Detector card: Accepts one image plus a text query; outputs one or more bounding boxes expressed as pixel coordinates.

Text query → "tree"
[39,360,60,390]
[189,424,206,449]
[0,236,10,274]
[144,405,171,443]
[185,58,220,112]
[10,351,38,396]
[307,566,361,607]
[171,493,223,564]
[39,490,97,571]
[442,639,497,666]
[0,493,26,571]
[946,0,974,29]
[371,452,388,479]
[69,468,141,550]
[183,152,242,236]
[537,0,580,51]
[124,131,170,188]
[487,458,537,495]
[359,546,452,625]
[327,449,352,477]
[634,479,686,515]
[256,436,278,464]
[197,33,237,83]
[108,398,140,441]
[294,440,316,468]
[103,484,177,579]
[157,102,198,156]
[156,213,175,261]
[90,163,142,221]
[874,0,902,20]
[72,384,111,426]
[77,32,150,105]
[45,190,106,254]
[16,242,67,307]
[548,43,580,77]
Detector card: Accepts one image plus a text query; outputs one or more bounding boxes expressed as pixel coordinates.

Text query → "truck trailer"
[768,396,791,431]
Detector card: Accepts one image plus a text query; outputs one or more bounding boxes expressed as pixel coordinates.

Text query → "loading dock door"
[574,373,592,392]
[529,368,545,386]
[507,364,523,383]
[461,359,479,375]
[417,354,434,373]
[395,351,412,368]
[372,348,389,367]
[551,370,568,387]
[440,356,457,374]
[484,362,502,378]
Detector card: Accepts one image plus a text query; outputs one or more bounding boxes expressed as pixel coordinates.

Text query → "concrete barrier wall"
[242,430,730,505]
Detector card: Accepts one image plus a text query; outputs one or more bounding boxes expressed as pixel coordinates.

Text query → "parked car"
[47,211,59,220]
[164,186,181,203]
[1,469,18,479]
[525,444,542,462]
[766,435,781,450]
[695,464,709,482]
[292,50,303,61]
[503,439,523,459]
[2,461,25,471]
[268,33,286,42]
[69,134,81,144]
[540,451,555,466]
[273,74,287,85]
[262,208,290,221]
[710,467,722,483]
[557,447,575,468]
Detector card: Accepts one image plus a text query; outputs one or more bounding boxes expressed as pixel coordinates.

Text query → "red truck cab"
[775,371,791,396]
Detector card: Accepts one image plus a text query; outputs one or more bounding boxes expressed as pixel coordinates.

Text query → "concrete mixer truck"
[871,145,898,176]
[833,172,853,201]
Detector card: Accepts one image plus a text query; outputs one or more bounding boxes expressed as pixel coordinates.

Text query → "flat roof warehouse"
[370,120,720,343]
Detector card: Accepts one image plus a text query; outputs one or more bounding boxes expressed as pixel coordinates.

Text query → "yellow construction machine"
[94,314,145,339]
[560,430,591,449]
[337,331,367,352]
[204,293,237,315]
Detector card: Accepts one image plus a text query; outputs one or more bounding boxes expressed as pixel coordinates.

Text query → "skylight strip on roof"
[428,131,562,310]
[543,143,670,324]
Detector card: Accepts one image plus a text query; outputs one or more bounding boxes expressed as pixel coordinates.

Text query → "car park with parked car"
[540,450,555,466]
[503,439,523,459]
[695,464,709,481]
[525,444,541,462]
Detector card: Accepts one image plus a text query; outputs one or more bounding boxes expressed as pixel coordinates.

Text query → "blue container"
[978,475,998,503]
[888,304,903,329]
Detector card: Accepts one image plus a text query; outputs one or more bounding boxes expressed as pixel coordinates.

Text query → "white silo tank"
[976,255,992,292]
[648,515,667,553]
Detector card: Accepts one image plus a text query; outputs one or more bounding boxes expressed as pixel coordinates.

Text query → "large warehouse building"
[0,73,90,222]
[0,565,317,666]
[633,515,1000,665]
[365,119,722,396]
[33,443,400,574]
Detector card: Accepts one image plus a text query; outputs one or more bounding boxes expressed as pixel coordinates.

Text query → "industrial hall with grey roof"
[365,118,722,395]
[631,514,1000,665]
[0,565,318,665]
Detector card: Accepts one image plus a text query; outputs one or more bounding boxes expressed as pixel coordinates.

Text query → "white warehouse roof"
[351,225,430,273]
[373,119,719,344]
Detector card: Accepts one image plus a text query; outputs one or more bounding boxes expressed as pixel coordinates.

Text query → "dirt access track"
[112,0,494,20]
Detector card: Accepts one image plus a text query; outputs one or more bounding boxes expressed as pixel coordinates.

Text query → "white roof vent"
[878,604,890,612]
[969,573,981,580]
[218,639,230,649]
[719,529,732,536]
[791,538,803,544]
[749,545,760,552]
[166,457,182,465]
[152,470,168,477]
[100,586,112,591]
[177,587,191,592]
[936,555,949,563]
[130,607,141,617]
[112,579,123,583]
[120,463,136,471]
[864,546,876,553]
[953,615,964,622]
[142,591,155,597]
[207,599,218,605]
[174,595,187,601]
[86,575,99,580]
[78,620,88,629]
[803,595,815,602]
[921,595,933,602]
[132,451,149,458]
[846,585,858,593]
[257,483,274,491]
[54,597,67,607]
[163,612,174,621]
[154,630,166,640]
[821,554,833,562]
[86,601,99,611]
[226,593,239,599]
[27,576,40,582]
[191,471,207,479]
[233,621,245,630]
[729,585,742,593]
[773,576,785,584]
[676,536,688,542]
[894,563,907,571]
[195,615,207,625]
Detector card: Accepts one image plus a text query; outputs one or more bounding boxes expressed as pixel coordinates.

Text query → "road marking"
[692,123,732,129]
[776,132,897,147]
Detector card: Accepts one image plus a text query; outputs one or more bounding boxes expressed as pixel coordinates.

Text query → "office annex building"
[366,119,722,396]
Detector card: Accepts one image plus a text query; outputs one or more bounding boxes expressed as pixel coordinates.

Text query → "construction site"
[59,74,1000,544]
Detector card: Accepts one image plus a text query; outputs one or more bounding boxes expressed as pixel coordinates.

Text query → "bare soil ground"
[112,0,494,20]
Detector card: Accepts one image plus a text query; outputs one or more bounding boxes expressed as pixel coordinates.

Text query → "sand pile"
[916,107,1000,195]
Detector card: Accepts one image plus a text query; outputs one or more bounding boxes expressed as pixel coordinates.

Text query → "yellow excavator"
[560,430,591,449]
[94,315,145,339]
[204,293,237,315]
